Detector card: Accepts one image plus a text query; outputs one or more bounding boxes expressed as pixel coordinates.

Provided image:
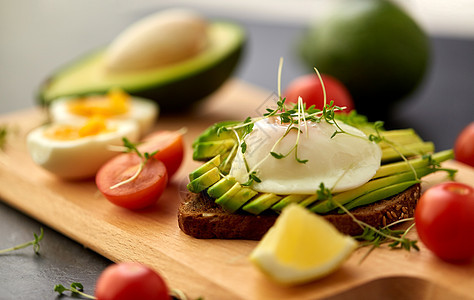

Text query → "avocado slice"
[271,194,308,212]
[215,183,258,213]
[189,155,221,181]
[187,167,221,193]
[207,176,237,199]
[38,22,245,112]
[192,120,241,147]
[192,139,236,161]
[242,193,282,215]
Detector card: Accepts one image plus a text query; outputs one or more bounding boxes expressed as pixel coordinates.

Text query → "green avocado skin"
[37,24,245,112]
[127,44,243,112]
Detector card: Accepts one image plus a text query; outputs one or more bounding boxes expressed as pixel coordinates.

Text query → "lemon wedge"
[249,204,357,285]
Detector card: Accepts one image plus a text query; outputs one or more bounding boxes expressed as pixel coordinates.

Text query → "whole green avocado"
[299,0,430,120]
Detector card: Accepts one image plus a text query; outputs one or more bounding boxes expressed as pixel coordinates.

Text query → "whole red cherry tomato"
[284,74,354,112]
[95,262,169,300]
[415,182,474,262]
[454,122,474,167]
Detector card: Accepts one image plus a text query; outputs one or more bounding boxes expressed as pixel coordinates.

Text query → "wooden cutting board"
[1,80,473,300]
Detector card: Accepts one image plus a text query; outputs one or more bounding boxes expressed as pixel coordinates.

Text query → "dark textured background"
[1,7,473,300]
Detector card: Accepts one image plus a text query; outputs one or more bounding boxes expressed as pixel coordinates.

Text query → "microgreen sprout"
[54,282,95,299]
[241,171,262,186]
[54,282,198,300]
[109,137,158,190]
[368,122,457,181]
[0,125,8,150]
[422,153,457,179]
[316,183,419,262]
[0,227,44,255]
[354,219,419,263]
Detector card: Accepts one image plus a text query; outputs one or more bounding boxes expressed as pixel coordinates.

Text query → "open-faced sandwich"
[178,72,455,240]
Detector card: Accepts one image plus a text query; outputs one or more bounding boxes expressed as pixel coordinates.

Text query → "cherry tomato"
[95,262,169,300]
[284,74,354,112]
[96,153,168,210]
[415,182,474,262]
[138,130,185,178]
[454,122,474,167]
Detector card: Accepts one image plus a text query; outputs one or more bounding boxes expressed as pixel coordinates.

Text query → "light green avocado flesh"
[39,22,245,111]
[187,121,455,215]
[216,183,258,213]
[189,155,221,181]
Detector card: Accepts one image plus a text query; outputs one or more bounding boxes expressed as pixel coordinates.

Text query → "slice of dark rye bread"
[178,183,421,240]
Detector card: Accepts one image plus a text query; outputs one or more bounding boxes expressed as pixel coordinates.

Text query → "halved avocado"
[38,22,245,111]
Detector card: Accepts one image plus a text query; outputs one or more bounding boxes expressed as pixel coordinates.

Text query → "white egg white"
[229,117,382,194]
[26,119,140,179]
[49,96,158,136]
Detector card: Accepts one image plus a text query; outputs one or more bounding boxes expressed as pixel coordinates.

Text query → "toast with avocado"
[178,108,455,240]
[179,183,420,239]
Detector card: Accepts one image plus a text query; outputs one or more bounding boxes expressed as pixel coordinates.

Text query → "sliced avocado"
[192,120,241,147]
[242,193,282,215]
[38,22,245,112]
[342,180,420,211]
[216,183,258,213]
[378,128,423,149]
[374,149,454,179]
[187,167,221,193]
[189,155,221,181]
[271,194,308,212]
[214,182,241,211]
[381,141,434,162]
[311,166,434,214]
[192,139,236,161]
[207,176,237,199]
[299,194,320,208]
[216,145,238,175]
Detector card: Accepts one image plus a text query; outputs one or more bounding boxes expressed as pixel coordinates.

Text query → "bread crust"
[178,184,421,240]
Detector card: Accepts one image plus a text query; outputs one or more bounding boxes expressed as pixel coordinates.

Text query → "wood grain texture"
[1,80,473,300]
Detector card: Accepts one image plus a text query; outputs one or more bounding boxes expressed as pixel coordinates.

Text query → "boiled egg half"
[229,117,382,194]
[49,88,158,136]
[27,115,139,179]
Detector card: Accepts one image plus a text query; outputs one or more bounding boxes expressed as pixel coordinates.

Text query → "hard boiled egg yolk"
[67,88,130,117]
[43,115,111,141]
[229,117,382,194]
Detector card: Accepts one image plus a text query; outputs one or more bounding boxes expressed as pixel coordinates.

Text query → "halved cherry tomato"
[415,182,474,262]
[138,130,184,178]
[96,153,168,210]
[454,122,474,167]
[95,262,169,300]
[284,74,354,112]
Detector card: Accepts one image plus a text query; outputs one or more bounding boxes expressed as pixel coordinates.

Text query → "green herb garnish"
[109,138,158,189]
[0,125,9,150]
[54,282,95,299]
[241,171,262,186]
[54,282,197,300]
[0,228,44,255]
[316,183,419,261]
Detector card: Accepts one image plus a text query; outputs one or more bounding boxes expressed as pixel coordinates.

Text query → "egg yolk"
[44,115,112,141]
[67,88,130,117]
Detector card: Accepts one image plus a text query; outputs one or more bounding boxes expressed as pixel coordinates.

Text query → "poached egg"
[229,117,382,194]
